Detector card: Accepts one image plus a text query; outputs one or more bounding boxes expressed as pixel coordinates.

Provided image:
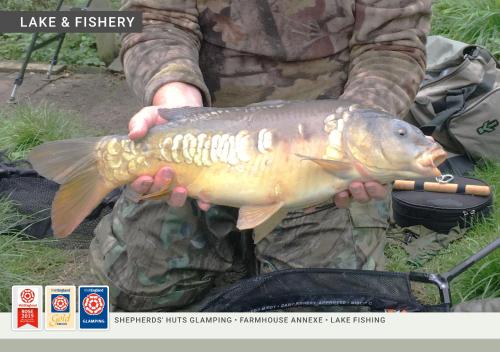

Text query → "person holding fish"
[34,0,435,311]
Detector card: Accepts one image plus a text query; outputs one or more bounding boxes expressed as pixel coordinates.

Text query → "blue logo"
[79,286,109,329]
[51,293,70,313]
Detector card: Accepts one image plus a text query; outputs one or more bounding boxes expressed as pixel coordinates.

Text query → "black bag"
[392,176,493,233]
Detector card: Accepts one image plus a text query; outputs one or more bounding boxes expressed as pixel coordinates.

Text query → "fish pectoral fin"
[253,209,288,244]
[295,154,352,172]
[237,202,284,231]
[137,185,173,202]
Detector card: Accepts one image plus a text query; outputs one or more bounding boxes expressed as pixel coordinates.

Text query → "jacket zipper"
[420,59,470,90]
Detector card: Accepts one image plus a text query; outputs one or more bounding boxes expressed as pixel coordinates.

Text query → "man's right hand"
[128,82,211,210]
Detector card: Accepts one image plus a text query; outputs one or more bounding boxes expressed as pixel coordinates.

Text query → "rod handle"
[393,180,491,196]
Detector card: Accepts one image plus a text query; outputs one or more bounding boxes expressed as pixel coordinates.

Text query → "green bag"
[406,36,500,161]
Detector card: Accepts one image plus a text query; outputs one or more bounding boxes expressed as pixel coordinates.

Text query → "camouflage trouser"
[90,187,389,311]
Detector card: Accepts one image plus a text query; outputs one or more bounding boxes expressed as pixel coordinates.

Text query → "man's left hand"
[334,181,387,208]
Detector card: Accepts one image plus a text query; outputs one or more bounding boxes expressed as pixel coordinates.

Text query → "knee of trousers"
[255,199,390,272]
[89,189,237,311]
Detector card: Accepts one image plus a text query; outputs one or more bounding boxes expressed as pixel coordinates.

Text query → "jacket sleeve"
[120,0,211,106]
[339,0,431,116]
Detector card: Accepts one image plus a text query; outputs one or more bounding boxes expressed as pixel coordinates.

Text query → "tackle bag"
[391,155,493,233]
[391,176,493,233]
[405,36,500,161]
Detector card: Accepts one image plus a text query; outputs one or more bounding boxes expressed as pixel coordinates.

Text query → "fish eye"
[397,128,407,137]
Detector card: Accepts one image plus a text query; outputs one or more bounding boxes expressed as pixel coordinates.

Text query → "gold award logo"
[45,285,76,330]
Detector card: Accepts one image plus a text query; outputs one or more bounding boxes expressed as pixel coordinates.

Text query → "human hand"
[128,82,203,139]
[128,82,211,210]
[334,181,387,208]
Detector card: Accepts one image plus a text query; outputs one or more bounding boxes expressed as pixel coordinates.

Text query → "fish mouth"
[416,145,448,177]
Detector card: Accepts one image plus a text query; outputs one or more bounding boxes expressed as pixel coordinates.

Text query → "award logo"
[12,285,43,330]
[45,286,76,330]
[79,286,109,330]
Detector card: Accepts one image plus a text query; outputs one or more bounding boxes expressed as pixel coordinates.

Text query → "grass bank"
[0,200,72,311]
[0,104,91,311]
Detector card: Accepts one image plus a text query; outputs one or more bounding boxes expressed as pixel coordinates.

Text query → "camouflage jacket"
[121,0,431,116]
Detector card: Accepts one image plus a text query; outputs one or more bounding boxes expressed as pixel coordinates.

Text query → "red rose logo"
[52,295,69,311]
[82,293,105,315]
[20,289,35,303]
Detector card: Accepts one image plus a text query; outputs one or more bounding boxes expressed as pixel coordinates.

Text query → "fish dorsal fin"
[246,100,289,107]
[253,208,288,243]
[159,101,291,122]
[295,154,352,172]
[158,107,209,121]
[237,202,284,231]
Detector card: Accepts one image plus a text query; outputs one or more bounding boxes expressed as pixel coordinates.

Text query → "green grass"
[0,197,26,236]
[0,103,88,160]
[0,0,122,66]
[0,32,106,66]
[0,199,72,312]
[0,104,90,311]
[386,162,500,305]
[0,0,62,11]
[431,0,500,58]
[0,235,70,311]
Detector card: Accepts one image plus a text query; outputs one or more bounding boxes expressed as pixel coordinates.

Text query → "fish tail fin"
[28,137,114,238]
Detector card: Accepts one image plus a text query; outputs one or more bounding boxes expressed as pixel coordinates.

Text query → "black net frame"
[201,238,499,312]
[200,268,444,312]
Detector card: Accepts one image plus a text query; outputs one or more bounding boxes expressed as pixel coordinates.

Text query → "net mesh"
[0,155,118,247]
[200,268,437,312]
